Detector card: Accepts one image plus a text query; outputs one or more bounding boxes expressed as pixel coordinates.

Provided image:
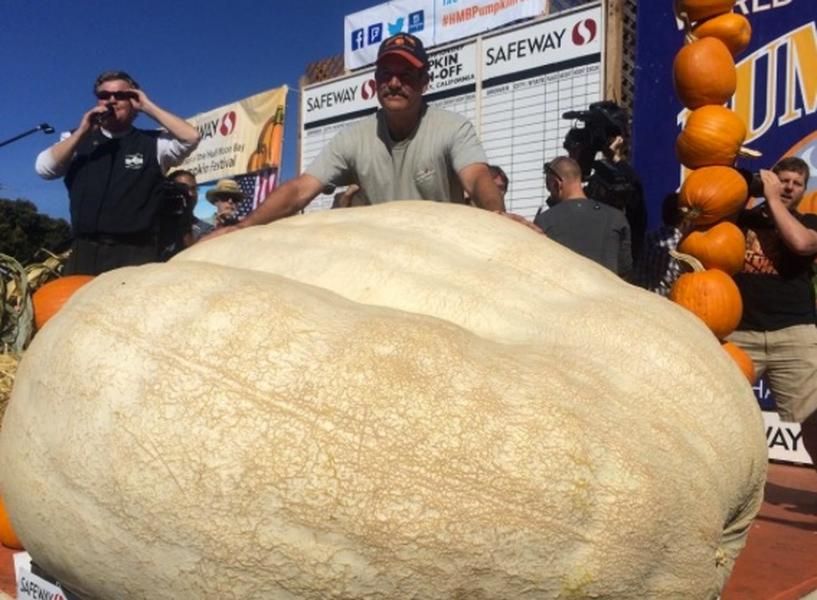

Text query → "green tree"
[0,198,71,264]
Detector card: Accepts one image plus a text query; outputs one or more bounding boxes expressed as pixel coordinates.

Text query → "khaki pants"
[728,324,817,423]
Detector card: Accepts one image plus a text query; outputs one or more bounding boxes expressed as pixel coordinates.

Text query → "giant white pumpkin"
[1,202,765,599]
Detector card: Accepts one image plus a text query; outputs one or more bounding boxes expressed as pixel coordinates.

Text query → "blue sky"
[0,0,377,220]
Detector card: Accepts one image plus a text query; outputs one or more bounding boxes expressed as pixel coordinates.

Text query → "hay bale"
[0,353,18,428]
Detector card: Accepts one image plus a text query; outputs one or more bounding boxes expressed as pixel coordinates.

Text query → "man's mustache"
[383,88,407,98]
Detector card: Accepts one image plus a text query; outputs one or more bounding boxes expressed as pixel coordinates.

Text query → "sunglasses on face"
[543,164,563,182]
[96,90,137,101]
[374,68,423,85]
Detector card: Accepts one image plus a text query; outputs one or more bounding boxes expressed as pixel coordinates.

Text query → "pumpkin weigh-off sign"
[0,203,766,599]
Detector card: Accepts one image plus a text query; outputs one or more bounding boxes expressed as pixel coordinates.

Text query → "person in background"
[534,156,631,277]
[34,70,199,275]
[206,179,245,228]
[206,33,513,238]
[632,192,684,296]
[167,170,212,248]
[727,157,817,473]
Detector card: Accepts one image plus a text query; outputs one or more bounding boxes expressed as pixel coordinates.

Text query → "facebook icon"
[351,28,365,51]
[368,23,383,45]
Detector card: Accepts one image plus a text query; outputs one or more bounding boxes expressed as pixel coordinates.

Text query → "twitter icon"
[388,17,404,35]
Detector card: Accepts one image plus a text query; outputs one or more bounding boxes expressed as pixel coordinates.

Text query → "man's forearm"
[143,103,199,145]
[767,197,817,255]
[238,178,313,228]
[46,130,87,172]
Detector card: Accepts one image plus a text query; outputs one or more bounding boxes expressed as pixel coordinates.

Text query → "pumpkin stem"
[738,146,762,159]
[669,249,705,273]
[678,205,702,227]
[678,12,696,43]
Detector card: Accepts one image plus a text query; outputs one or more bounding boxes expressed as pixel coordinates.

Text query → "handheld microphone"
[91,105,115,126]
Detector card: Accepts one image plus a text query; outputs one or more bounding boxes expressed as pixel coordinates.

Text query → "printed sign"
[436,0,546,47]
[344,0,547,70]
[178,86,288,182]
[17,568,66,600]
[764,411,812,465]
[480,4,603,217]
[345,0,436,70]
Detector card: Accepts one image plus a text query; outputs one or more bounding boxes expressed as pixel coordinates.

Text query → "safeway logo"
[572,19,598,46]
[361,79,377,100]
[219,111,237,136]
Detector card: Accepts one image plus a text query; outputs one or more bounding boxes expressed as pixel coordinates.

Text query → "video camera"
[562,100,629,178]
[562,101,638,212]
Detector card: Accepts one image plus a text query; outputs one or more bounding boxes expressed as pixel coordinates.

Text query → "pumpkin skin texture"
[676,0,736,22]
[32,275,94,330]
[678,166,748,226]
[673,38,736,110]
[669,265,743,339]
[722,341,756,384]
[676,105,747,169]
[0,203,766,599]
[692,13,752,56]
[679,222,746,275]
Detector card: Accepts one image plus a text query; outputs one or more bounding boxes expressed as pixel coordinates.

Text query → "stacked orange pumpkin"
[670,0,757,383]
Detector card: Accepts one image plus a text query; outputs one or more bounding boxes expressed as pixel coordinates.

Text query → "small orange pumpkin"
[673,37,736,110]
[676,105,747,169]
[675,0,736,22]
[669,251,743,339]
[678,166,748,226]
[692,13,752,56]
[32,275,95,331]
[679,221,746,275]
[721,341,756,384]
[0,496,23,550]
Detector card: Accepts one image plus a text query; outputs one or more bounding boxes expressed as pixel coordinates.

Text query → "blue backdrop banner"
[631,2,817,229]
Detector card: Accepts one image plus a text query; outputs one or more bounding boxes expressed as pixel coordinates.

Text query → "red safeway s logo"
[572,19,598,46]
[361,79,377,100]
[219,111,237,136]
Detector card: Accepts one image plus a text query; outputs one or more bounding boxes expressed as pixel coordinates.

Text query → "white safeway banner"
[344,0,547,70]
[345,0,435,70]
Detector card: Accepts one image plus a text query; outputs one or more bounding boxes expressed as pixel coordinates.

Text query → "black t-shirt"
[734,205,817,331]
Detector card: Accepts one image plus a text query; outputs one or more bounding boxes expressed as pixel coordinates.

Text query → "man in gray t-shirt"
[213,32,506,235]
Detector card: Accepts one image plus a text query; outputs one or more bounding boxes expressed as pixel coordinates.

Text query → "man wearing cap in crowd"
[206,178,245,228]
[206,32,517,236]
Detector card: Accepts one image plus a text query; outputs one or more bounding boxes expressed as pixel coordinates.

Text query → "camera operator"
[156,170,213,259]
[562,101,647,263]
[34,70,200,275]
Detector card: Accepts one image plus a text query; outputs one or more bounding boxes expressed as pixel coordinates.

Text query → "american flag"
[234,168,278,219]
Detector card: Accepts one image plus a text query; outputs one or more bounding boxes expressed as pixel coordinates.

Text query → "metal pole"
[0,124,55,149]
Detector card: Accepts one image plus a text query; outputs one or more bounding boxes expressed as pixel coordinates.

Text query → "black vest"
[65,128,163,235]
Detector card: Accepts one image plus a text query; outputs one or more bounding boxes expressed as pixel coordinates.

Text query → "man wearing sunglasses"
[35,70,200,275]
[210,33,507,237]
[535,157,632,278]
